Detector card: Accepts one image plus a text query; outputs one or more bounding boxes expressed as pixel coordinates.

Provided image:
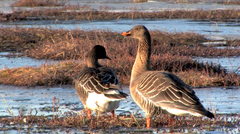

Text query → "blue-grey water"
[194,57,240,74]
[1,19,240,41]
[0,52,59,70]
[0,85,239,133]
[1,85,239,117]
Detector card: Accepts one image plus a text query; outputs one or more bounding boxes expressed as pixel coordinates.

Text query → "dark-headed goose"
[75,45,128,118]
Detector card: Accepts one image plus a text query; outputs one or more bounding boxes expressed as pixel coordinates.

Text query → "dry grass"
[1,27,240,58]
[0,90,238,133]
[11,0,69,7]
[0,27,239,86]
[0,61,82,86]
[215,0,240,5]
[158,0,240,5]
[1,7,240,22]
[0,57,239,87]
[0,107,238,132]
[133,0,148,3]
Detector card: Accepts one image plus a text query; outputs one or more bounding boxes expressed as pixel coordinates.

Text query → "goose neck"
[131,37,151,81]
[87,56,102,68]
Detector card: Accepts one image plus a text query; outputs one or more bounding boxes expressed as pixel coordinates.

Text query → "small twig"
[131,112,140,128]
[227,57,233,73]
[52,96,56,112]
[1,94,15,118]
[56,98,60,111]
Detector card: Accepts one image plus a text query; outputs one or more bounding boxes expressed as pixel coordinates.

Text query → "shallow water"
[1,85,240,117]
[0,52,59,70]
[1,51,239,75]
[0,85,240,133]
[1,19,240,40]
[195,56,240,74]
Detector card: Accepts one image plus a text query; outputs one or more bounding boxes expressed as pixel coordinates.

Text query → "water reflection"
[194,57,240,74]
[0,85,239,133]
[0,52,59,70]
[0,85,239,117]
[1,19,240,40]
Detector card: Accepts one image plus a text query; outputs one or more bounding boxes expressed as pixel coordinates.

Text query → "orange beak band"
[122,31,131,36]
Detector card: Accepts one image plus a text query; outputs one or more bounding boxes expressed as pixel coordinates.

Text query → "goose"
[75,45,128,118]
[122,25,214,129]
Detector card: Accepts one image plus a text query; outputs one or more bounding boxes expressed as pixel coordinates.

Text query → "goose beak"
[105,55,111,60]
[122,31,131,36]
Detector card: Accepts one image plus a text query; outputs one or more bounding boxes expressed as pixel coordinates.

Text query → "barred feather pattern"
[131,71,211,118]
[75,67,128,107]
[127,25,214,119]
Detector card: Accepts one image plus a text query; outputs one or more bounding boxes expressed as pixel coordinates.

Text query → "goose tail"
[104,89,129,100]
[206,111,215,119]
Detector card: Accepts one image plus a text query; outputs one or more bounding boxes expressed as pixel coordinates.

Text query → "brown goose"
[122,25,214,129]
[75,45,128,118]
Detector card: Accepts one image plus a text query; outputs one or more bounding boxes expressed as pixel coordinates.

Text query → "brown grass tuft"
[0,27,239,86]
[1,7,240,22]
[0,61,83,86]
[11,0,69,7]
[0,108,238,132]
[158,0,240,5]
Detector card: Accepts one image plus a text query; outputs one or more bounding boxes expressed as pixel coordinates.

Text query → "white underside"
[86,92,120,112]
[162,107,203,117]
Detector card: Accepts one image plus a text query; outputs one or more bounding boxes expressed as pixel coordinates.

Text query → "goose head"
[86,45,111,68]
[88,45,111,60]
[122,25,150,40]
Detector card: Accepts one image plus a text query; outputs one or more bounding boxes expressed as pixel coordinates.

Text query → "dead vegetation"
[11,0,69,7]
[0,107,238,133]
[0,27,239,87]
[1,27,240,58]
[0,85,238,133]
[0,90,238,133]
[158,0,240,5]
[1,6,240,22]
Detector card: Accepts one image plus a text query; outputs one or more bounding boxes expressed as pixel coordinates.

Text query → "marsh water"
[0,85,240,133]
[1,85,240,117]
[1,19,240,41]
[0,0,240,133]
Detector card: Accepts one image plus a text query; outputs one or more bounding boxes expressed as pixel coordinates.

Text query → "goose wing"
[134,71,208,116]
[75,67,128,100]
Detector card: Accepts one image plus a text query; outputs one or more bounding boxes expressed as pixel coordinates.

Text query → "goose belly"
[86,92,120,112]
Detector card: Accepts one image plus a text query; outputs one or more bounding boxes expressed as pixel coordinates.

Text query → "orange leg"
[146,118,151,129]
[87,110,91,118]
[111,110,115,118]
[168,116,174,126]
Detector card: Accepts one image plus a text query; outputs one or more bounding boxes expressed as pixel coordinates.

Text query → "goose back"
[130,71,212,118]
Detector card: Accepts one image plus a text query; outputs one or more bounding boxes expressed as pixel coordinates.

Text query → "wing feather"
[133,71,207,116]
[75,67,128,101]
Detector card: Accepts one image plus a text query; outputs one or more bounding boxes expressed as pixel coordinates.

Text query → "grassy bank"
[1,6,240,22]
[1,59,238,87]
[158,0,240,5]
[11,0,69,7]
[1,27,240,58]
[0,27,239,86]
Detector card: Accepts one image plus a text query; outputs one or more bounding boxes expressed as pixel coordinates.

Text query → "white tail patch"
[162,107,203,117]
[86,92,120,112]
